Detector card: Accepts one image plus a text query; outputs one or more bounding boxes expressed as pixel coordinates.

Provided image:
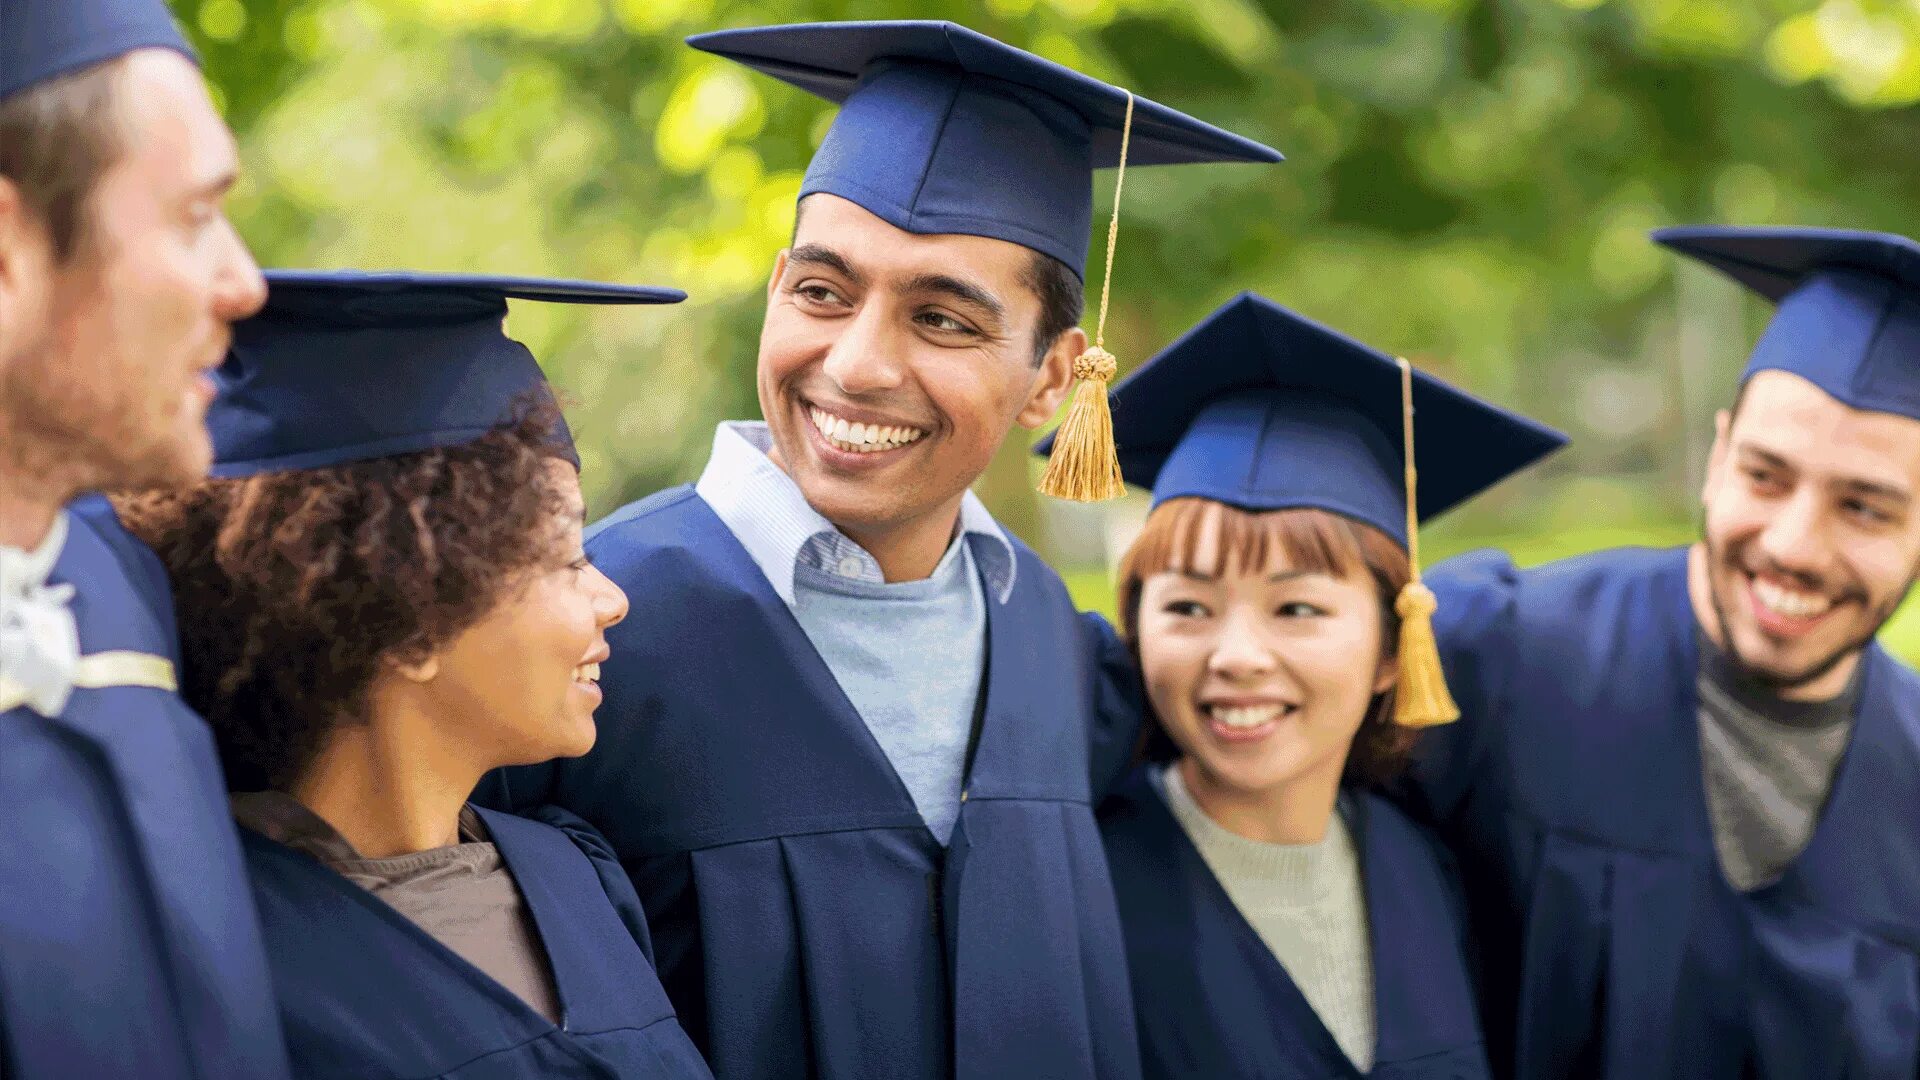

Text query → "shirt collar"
[693,421,1017,606]
[0,511,69,600]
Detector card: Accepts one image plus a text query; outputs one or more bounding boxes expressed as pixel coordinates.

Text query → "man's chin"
[793,474,897,531]
[1724,625,1862,691]
[110,432,212,492]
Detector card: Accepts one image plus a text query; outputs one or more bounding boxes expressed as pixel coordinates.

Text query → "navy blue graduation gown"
[0,496,291,1079]
[1100,768,1491,1079]
[478,485,1140,1080]
[243,803,713,1079]
[1408,545,1920,1079]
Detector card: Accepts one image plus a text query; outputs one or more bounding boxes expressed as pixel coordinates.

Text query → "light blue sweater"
[792,538,987,844]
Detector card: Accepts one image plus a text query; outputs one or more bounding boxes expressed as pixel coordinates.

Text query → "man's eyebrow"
[1837,477,1912,506]
[1737,442,1911,504]
[787,244,865,288]
[901,272,1006,323]
[1734,443,1793,471]
[189,166,239,201]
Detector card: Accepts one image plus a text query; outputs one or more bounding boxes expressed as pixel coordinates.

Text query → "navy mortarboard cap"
[208,271,685,478]
[1041,292,1567,544]
[687,20,1283,281]
[1044,292,1564,727]
[1,0,194,101]
[1654,225,1920,421]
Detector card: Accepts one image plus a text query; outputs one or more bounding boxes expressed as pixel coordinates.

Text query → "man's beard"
[1701,530,1914,692]
[0,358,194,495]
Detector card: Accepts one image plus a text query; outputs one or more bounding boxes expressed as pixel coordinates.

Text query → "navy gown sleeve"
[1083,611,1144,803]
[1396,547,1525,828]
[518,803,660,967]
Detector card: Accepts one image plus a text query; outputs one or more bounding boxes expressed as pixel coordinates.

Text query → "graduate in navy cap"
[117,271,715,1079]
[0,2,284,1077]
[1399,226,1920,1078]
[1076,293,1562,1079]
[477,20,1281,1080]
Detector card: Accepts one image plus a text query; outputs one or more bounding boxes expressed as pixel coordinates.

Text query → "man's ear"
[1703,407,1732,509]
[766,247,790,302]
[0,177,54,356]
[1015,325,1087,431]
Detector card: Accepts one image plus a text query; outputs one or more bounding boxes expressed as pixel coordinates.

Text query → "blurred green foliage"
[182,0,1920,659]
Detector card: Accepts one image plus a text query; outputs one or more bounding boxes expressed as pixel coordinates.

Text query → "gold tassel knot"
[1038,346,1124,502]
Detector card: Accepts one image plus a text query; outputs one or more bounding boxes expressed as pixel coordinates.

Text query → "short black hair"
[1727,376,1755,426]
[1022,248,1083,366]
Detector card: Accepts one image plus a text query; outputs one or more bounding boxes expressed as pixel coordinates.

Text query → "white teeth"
[808,406,926,453]
[573,662,601,683]
[1208,704,1285,729]
[1753,579,1833,619]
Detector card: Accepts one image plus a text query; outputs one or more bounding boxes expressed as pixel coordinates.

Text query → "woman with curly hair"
[1076,295,1565,1080]
[117,271,714,1080]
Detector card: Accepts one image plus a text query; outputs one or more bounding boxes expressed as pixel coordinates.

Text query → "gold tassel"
[1393,357,1460,727]
[1038,91,1134,503]
[1037,346,1124,501]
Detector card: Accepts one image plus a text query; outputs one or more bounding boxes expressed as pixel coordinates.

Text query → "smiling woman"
[1091,292,1565,1080]
[113,269,710,1080]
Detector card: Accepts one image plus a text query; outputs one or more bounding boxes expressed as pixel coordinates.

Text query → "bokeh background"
[180,0,1920,655]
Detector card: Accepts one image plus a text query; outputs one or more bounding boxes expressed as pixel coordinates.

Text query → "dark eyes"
[915,310,975,335]
[793,283,844,306]
[1841,499,1895,526]
[1159,599,1328,619]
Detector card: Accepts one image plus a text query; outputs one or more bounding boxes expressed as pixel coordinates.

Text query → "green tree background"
[180,0,1920,655]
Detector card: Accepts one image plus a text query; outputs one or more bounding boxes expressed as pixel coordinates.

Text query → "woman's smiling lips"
[571,643,609,700]
[1196,697,1299,743]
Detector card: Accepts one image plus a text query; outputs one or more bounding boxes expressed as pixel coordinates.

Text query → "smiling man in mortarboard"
[479,20,1280,1080]
[1403,226,1920,1078]
[0,2,287,1077]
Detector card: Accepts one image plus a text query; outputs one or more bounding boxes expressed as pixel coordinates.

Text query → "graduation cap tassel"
[1037,91,1133,503]
[1392,357,1460,727]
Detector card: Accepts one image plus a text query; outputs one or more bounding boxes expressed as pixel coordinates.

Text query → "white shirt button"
[837,556,865,578]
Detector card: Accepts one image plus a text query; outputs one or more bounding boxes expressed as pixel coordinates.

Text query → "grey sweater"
[1159,764,1377,1071]
[1696,635,1862,891]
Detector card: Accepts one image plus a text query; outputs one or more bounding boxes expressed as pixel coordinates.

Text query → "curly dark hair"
[114,405,574,791]
[1117,497,1421,788]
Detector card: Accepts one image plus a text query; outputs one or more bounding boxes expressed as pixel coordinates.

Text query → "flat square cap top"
[208,270,685,476]
[690,20,1282,278]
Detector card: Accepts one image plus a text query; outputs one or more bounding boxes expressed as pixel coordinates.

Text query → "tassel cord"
[1036,90,1135,503]
[1393,356,1461,727]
